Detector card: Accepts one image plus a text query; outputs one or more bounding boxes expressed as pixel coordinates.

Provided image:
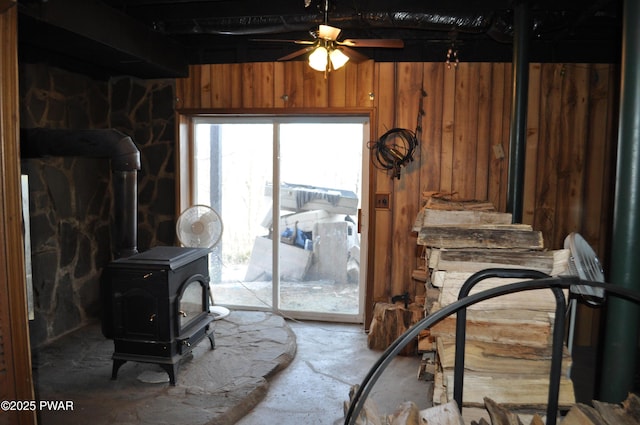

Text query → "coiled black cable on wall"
[367,127,418,179]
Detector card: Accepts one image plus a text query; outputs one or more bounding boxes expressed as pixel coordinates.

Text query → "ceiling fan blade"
[340,39,404,48]
[339,46,370,64]
[251,38,315,45]
[278,46,316,61]
[319,24,342,41]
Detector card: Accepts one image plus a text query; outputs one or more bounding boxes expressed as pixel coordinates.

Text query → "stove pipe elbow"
[20,128,141,258]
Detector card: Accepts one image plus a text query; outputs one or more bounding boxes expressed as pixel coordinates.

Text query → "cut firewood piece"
[428,248,570,276]
[622,393,640,422]
[483,397,523,425]
[417,225,544,250]
[419,400,465,425]
[412,209,512,232]
[529,414,545,425]
[344,385,384,425]
[388,401,420,425]
[593,398,640,425]
[423,195,497,211]
[367,302,423,355]
[441,370,575,409]
[411,267,428,282]
[436,272,565,312]
[436,337,572,376]
[429,310,554,348]
[561,403,609,425]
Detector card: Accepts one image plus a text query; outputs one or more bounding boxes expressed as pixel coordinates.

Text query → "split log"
[593,398,640,425]
[435,272,565,312]
[622,393,640,422]
[436,338,572,376]
[437,370,575,409]
[412,209,512,232]
[483,397,523,425]
[529,414,545,425]
[422,194,497,211]
[367,302,423,355]
[428,248,570,276]
[429,310,554,348]
[388,401,420,425]
[417,226,544,250]
[419,400,465,425]
[561,403,609,425]
[344,385,384,425]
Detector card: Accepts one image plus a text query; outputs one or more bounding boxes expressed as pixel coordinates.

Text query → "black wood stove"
[101,246,215,385]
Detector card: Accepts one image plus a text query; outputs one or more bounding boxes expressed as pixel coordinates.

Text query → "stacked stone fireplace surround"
[19,63,179,348]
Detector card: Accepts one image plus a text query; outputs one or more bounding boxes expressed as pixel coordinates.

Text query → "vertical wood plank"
[256,62,275,108]
[303,66,328,107]
[535,63,564,247]
[199,64,212,108]
[440,65,457,193]
[390,63,422,298]
[487,63,508,211]
[0,6,36,424]
[241,63,256,108]
[328,66,347,108]
[499,63,513,212]
[523,63,542,225]
[229,63,243,108]
[283,62,305,108]
[190,64,202,108]
[475,63,493,200]
[451,63,478,198]
[370,62,395,314]
[273,61,286,108]
[210,64,231,108]
[420,63,445,193]
[555,64,590,248]
[573,64,615,347]
[355,60,375,108]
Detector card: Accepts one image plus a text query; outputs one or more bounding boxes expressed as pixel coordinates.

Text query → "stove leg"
[207,332,215,350]
[111,359,127,380]
[158,363,177,386]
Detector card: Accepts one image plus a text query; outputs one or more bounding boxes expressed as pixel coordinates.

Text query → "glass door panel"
[193,121,273,309]
[278,123,363,316]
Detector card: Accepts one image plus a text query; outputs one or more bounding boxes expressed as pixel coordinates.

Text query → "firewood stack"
[345,389,640,425]
[413,193,576,412]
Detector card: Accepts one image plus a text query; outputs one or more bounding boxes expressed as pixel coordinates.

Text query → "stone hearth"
[33,311,295,425]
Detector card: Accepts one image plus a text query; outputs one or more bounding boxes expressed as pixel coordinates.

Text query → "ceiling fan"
[254,0,404,73]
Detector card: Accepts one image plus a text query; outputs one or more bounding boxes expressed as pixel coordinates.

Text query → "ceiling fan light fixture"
[329,48,349,70]
[309,46,328,71]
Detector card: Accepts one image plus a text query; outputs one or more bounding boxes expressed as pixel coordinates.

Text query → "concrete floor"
[32,311,596,425]
[32,311,429,425]
[236,320,431,425]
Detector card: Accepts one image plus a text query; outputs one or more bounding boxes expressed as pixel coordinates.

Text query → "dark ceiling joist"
[18,0,188,78]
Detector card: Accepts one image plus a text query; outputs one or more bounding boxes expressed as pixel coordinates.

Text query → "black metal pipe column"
[600,0,640,403]
[506,0,530,223]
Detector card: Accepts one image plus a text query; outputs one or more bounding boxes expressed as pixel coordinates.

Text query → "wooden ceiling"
[17,0,622,79]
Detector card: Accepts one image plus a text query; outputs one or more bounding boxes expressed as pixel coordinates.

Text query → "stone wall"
[20,63,177,347]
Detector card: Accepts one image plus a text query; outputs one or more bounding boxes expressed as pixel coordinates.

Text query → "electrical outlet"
[375,193,390,210]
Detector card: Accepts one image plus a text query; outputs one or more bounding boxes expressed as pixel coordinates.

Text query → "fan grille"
[176,205,223,249]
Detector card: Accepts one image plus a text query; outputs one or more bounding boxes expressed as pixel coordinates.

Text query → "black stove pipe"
[20,128,141,258]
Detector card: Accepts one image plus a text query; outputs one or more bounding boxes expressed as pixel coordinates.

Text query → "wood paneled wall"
[0,4,36,425]
[176,61,618,345]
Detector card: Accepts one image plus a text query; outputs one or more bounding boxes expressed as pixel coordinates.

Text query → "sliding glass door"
[191,116,368,322]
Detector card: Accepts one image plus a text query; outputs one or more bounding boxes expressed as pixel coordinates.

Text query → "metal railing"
[344,269,640,425]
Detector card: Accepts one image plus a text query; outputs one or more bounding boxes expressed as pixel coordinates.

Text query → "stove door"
[176,274,210,334]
